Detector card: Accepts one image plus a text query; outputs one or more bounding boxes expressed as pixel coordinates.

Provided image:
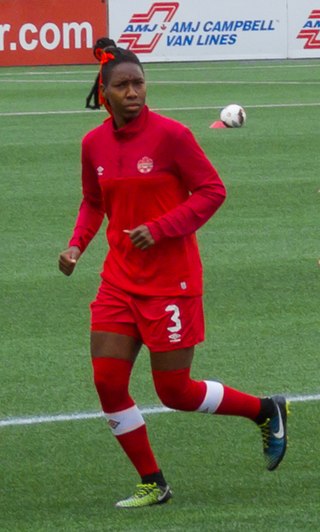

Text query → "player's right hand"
[58,246,81,276]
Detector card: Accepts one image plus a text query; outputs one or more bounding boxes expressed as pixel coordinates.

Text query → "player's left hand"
[124,225,155,250]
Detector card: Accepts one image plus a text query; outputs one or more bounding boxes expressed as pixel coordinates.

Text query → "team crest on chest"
[137,156,153,174]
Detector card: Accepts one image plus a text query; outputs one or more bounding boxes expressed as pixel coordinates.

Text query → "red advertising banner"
[0,0,108,66]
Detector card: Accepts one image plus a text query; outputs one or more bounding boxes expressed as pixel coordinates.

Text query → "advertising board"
[108,0,288,62]
[2,0,319,66]
[0,0,107,66]
[287,0,320,58]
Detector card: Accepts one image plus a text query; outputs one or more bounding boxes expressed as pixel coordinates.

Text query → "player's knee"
[152,368,191,410]
[154,381,179,409]
[92,357,133,412]
[93,361,116,394]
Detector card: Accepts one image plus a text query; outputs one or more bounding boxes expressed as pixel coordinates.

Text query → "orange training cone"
[210,120,227,129]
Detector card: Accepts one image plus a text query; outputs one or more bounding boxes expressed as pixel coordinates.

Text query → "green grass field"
[1,59,319,531]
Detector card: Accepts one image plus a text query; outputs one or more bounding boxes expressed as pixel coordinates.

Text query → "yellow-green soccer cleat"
[259,395,290,471]
[115,483,172,509]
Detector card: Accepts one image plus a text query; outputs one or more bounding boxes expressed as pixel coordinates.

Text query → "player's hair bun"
[93,38,117,60]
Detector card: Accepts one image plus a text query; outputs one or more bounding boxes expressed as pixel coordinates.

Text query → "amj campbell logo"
[118,2,179,53]
[297,9,320,49]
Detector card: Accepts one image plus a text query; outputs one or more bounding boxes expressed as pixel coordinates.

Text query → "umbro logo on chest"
[96,166,104,176]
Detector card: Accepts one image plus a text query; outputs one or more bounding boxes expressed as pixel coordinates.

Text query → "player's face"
[101,63,146,129]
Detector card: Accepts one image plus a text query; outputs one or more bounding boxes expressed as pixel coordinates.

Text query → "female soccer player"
[59,39,288,508]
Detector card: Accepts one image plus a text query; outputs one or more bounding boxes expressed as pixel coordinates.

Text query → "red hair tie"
[94,46,115,62]
[98,51,115,112]
[99,51,115,65]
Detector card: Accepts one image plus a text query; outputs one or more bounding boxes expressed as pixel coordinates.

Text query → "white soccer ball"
[220,104,246,128]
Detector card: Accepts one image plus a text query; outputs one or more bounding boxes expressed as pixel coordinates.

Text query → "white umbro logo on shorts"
[169,333,181,343]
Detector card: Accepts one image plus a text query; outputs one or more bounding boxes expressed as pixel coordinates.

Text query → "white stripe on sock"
[197,381,224,413]
[104,404,145,436]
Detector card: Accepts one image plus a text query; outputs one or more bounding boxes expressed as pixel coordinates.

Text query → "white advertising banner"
[287,0,320,58]
[108,0,287,62]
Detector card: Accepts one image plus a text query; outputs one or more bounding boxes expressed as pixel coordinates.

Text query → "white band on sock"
[104,405,145,436]
[197,380,224,413]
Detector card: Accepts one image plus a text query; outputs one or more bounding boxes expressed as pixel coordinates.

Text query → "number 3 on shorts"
[165,304,182,333]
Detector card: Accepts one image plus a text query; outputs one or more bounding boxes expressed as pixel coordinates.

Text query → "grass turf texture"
[1,59,319,530]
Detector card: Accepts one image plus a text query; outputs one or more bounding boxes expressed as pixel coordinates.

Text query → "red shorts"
[90,280,204,352]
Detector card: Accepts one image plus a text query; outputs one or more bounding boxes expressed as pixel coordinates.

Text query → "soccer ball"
[220,104,246,128]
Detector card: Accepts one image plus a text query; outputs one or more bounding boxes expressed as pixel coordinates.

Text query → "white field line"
[147,63,320,71]
[152,80,320,85]
[1,101,320,118]
[0,405,172,428]
[0,393,319,428]
[0,63,319,76]
[1,79,320,85]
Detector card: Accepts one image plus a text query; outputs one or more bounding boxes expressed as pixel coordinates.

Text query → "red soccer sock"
[215,384,261,420]
[117,425,160,477]
[92,357,160,477]
[152,367,261,420]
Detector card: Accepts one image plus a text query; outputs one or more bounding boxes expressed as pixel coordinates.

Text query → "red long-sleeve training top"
[69,105,226,296]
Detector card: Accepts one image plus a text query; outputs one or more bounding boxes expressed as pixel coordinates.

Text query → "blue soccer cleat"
[259,395,290,471]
